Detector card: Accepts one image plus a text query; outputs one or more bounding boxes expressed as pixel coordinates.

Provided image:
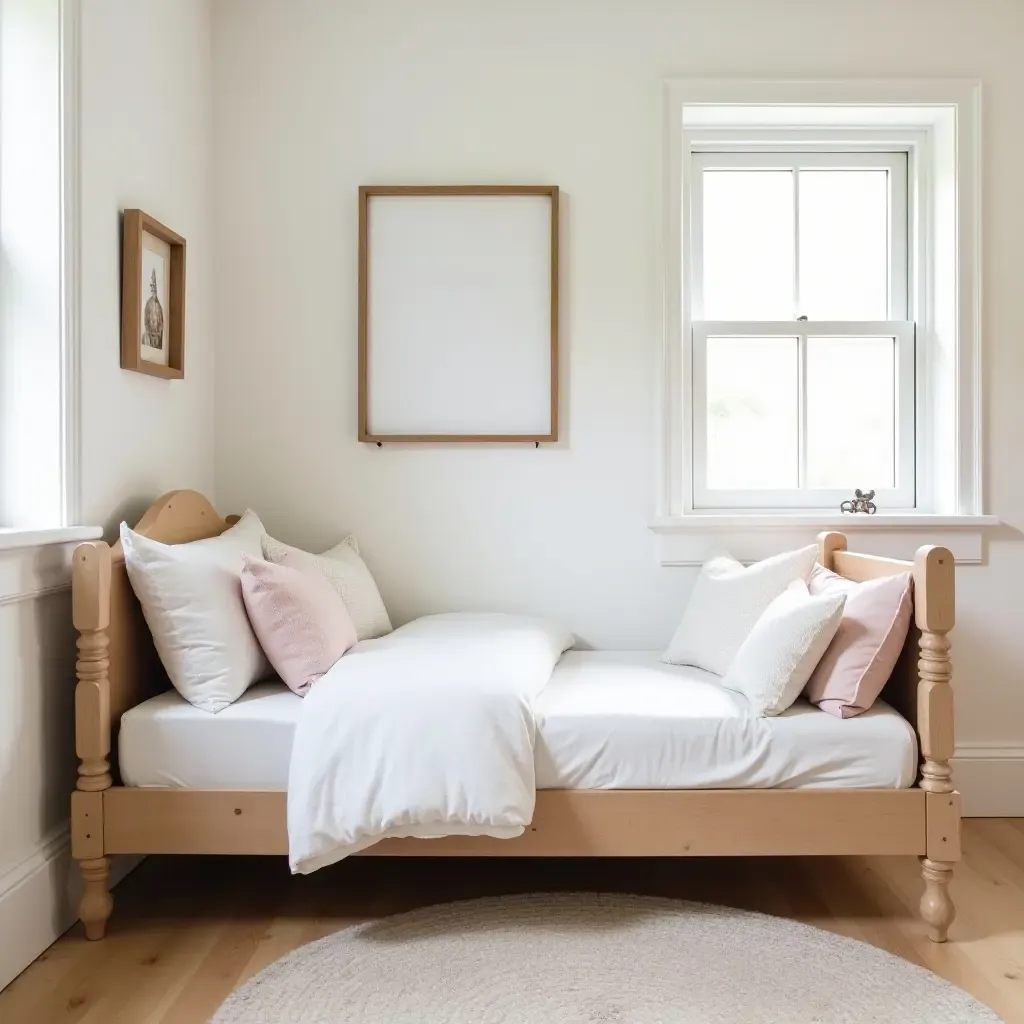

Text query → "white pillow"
[721,580,847,716]
[121,510,271,713]
[262,534,392,641]
[662,545,818,675]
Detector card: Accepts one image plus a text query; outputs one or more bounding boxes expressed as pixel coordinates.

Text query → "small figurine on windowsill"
[840,489,877,514]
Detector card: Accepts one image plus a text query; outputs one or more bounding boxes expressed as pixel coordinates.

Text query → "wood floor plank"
[136,925,226,1024]
[233,918,322,988]
[1,820,1021,1023]
[158,920,269,1024]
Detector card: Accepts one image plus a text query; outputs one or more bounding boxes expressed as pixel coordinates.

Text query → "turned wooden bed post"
[819,533,960,942]
[915,545,959,943]
[70,541,114,940]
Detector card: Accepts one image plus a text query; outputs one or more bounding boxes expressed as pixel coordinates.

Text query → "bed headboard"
[817,531,955,793]
[72,495,956,796]
[73,490,235,790]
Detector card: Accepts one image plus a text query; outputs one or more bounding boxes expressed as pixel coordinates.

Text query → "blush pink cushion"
[240,554,357,695]
[804,564,913,718]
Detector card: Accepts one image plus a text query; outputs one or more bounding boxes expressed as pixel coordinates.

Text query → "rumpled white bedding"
[286,613,574,873]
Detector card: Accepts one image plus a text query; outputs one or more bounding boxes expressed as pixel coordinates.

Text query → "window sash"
[689,150,909,322]
[691,320,916,510]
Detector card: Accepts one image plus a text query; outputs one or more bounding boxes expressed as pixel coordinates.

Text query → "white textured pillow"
[262,534,392,641]
[662,545,818,675]
[121,510,271,713]
[722,580,847,716]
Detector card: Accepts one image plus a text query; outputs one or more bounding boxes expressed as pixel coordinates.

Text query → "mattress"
[118,651,918,790]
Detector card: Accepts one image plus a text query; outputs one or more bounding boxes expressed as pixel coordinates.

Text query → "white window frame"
[0,0,82,533]
[688,148,915,510]
[653,79,992,566]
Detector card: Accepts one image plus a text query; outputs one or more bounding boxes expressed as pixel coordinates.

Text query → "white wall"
[79,0,216,532]
[212,0,1024,810]
[0,0,214,989]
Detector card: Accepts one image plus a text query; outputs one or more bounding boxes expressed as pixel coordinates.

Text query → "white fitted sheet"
[533,652,917,789]
[118,651,918,791]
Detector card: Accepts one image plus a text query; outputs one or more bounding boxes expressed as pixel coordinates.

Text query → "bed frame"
[70,490,960,942]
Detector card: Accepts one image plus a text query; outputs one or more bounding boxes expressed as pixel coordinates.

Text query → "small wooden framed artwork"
[121,209,186,378]
[358,185,559,443]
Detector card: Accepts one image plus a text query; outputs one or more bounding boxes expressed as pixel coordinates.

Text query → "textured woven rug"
[212,893,1001,1023]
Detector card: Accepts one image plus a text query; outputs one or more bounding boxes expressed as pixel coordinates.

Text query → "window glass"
[805,336,897,489]
[701,170,794,320]
[798,170,890,319]
[706,336,799,488]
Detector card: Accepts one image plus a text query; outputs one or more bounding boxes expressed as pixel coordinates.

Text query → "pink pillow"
[804,564,913,718]
[240,554,357,695]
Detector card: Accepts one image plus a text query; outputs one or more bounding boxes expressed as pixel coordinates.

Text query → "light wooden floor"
[2,818,1023,1023]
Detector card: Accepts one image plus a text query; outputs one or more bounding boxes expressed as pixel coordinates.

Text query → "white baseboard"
[0,827,71,992]
[954,745,1024,817]
[0,827,141,991]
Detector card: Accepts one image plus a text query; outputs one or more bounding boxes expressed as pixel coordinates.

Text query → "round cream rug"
[212,894,1001,1023]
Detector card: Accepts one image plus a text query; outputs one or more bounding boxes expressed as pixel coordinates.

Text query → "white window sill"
[0,525,102,553]
[649,514,998,566]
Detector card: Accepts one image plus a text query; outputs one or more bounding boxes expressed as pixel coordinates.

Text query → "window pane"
[706,337,798,489]
[798,170,889,319]
[702,171,794,319]
[805,337,896,489]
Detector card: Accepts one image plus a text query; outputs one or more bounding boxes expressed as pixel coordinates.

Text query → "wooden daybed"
[70,490,960,942]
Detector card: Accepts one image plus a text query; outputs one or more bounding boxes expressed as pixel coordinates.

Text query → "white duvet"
[287,613,574,873]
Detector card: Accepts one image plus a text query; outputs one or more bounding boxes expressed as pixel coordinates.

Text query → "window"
[658,80,984,538]
[690,150,914,509]
[0,0,78,531]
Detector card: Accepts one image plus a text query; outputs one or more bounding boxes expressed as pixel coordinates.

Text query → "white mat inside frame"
[360,187,558,442]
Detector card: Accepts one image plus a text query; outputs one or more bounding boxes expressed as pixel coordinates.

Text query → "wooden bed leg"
[78,857,113,940]
[920,858,955,942]
[72,542,114,940]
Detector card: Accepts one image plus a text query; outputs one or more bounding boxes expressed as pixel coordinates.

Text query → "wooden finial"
[816,531,847,571]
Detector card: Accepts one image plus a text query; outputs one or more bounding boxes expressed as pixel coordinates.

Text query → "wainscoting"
[0,568,77,989]
[0,543,137,990]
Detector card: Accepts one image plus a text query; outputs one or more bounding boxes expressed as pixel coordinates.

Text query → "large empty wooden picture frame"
[358,185,559,443]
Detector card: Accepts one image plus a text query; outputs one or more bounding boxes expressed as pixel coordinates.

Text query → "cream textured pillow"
[121,510,271,713]
[804,564,914,718]
[661,545,818,676]
[262,534,392,641]
[240,554,357,695]
[721,580,847,717]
